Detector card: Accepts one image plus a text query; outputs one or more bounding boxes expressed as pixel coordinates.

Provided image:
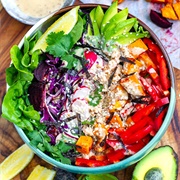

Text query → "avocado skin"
[132,146,178,180]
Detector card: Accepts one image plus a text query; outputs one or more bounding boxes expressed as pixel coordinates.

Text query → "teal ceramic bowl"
[15,4,176,174]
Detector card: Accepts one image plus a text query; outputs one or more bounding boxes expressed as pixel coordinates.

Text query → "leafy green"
[2,80,40,131]
[78,174,118,180]
[46,15,84,69]
[2,31,42,131]
[89,84,103,106]
[27,129,73,164]
[46,31,73,57]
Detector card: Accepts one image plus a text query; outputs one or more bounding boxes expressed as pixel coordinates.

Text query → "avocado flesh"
[104,18,137,40]
[132,146,178,180]
[89,8,100,36]
[100,1,118,33]
[95,5,104,29]
[103,8,128,34]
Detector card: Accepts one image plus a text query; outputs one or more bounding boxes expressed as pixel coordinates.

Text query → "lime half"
[32,6,80,53]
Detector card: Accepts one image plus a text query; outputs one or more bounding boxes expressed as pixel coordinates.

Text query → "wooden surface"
[0,1,180,179]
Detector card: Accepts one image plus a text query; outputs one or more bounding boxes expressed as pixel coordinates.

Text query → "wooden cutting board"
[0,1,180,179]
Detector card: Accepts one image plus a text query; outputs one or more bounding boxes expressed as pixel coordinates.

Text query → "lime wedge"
[27,165,56,180]
[0,144,34,180]
[32,6,80,53]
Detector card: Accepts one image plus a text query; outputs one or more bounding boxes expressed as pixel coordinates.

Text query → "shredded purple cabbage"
[29,55,81,144]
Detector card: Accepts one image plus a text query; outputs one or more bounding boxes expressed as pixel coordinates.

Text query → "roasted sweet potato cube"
[173,2,180,19]
[76,136,93,154]
[128,39,148,58]
[161,3,178,20]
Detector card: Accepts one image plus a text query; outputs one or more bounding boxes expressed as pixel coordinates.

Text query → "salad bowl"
[3,3,176,174]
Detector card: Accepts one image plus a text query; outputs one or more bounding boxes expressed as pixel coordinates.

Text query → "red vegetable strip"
[147,50,159,68]
[154,107,168,131]
[140,76,160,101]
[159,56,171,90]
[106,139,121,149]
[147,66,162,88]
[143,38,171,91]
[155,97,169,108]
[107,149,126,163]
[120,116,152,140]
[126,139,147,154]
[75,158,109,167]
[131,103,155,123]
[123,125,153,145]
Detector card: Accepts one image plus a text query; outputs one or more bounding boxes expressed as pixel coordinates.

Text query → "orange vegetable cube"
[122,59,145,75]
[76,136,93,154]
[138,52,157,70]
[120,73,146,97]
[161,3,178,20]
[173,2,180,20]
[128,39,148,58]
[110,114,123,127]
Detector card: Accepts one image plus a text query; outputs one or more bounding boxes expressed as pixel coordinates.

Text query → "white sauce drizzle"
[15,0,65,18]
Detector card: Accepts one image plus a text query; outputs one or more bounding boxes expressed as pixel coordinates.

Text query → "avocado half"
[132,146,178,180]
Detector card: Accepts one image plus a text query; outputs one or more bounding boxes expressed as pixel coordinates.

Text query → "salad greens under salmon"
[2,2,171,166]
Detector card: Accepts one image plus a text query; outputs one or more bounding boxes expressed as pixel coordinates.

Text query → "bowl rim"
[15,4,176,174]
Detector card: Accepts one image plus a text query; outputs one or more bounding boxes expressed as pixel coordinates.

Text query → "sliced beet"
[34,61,49,82]
[150,9,173,29]
[28,81,45,111]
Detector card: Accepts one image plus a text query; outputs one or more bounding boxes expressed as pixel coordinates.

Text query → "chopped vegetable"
[128,38,148,58]
[161,3,178,20]
[75,158,109,167]
[150,9,173,28]
[143,38,171,91]
[76,136,93,154]
[172,2,180,19]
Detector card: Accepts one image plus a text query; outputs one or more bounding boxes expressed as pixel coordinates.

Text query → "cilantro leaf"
[26,128,73,164]
[62,54,79,69]
[46,31,73,57]
[46,15,84,69]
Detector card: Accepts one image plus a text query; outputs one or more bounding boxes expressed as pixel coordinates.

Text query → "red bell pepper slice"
[107,149,126,163]
[159,56,171,91]
[140,76,160,101]
[154,107,168,131]
[131,103,155,123]
[123,125,153,145]
[120,116,153,140]
[106,139,122,150]
[126,139,147,154]
[147,66,162,89]
[147,50,159,68]
[75,157,109,167]
[143,38,171,91]
[155,97,169,108]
